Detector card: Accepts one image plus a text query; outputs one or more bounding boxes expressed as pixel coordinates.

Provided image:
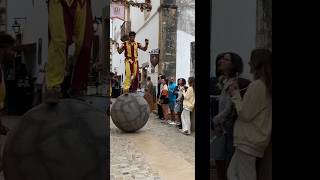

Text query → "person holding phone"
[212,52,244,180]
[227,49,272,180]
[180,77,195,135]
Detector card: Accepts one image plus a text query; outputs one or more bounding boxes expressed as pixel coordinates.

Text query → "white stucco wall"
[176,0,195,81]
[210,0,256,80]
[111,1,161,86]
[176,30,194,81]
[135,12,159,84]
[131,1,160,85]
[130,0,161,33]
[111,18,126,82]
[112,0,195,88]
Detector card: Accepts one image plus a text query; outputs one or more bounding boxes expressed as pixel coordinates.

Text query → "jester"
[0,33,15,135]
[116,31,149,94]
[45,0,93,103]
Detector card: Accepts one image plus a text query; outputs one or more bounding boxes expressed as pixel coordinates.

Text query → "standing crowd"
[146,75,195,135]
[211,49,272,180]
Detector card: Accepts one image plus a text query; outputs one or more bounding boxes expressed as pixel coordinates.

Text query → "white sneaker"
[168,121,177,125]
[160,119,166,123]
[179,129,190,135]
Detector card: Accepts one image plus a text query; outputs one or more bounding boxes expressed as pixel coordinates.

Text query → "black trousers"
[157,103,164,119]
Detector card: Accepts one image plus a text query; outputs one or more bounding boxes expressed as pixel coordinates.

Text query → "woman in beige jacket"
[180,77,195,135]
[227,49,272,180]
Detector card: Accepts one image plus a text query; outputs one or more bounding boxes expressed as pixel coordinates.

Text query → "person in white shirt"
[180,77,195,135]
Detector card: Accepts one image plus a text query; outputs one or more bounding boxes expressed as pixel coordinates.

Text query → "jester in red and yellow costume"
[116,31,149,93]
[45,0,93,103]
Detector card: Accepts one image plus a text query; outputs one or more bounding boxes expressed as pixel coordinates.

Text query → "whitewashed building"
[111,0,195,91]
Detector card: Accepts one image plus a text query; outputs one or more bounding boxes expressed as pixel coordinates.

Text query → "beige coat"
[182,86,195,111]
[232,80,272,158]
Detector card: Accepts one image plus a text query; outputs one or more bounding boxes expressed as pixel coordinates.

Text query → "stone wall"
[256,0,272,50]
[256,3,272,180]
[158,3,178,78]
[191,108,195,132]
[190,41,195,77]
[0,0,6,32]
[190,41,195,132]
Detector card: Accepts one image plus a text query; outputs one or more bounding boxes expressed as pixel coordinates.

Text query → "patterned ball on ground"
[3,99,108,180]
[111,93,150,132]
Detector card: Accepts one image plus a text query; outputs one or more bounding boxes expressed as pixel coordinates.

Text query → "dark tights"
[215,160,227,180]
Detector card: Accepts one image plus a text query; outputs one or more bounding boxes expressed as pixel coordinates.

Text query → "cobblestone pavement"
[0,111,197,180]
[110,112,195,180]
[110,126,162,180]
[143,113,195,164]
[0,116,21,180]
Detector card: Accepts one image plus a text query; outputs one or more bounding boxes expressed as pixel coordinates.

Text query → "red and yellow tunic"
[123,41,140,62]
[121,41,141,92]
[47,0,93,92]
[64,0,86,7]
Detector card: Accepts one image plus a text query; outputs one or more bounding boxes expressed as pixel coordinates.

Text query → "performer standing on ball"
[116,31,149,94]
[0,33,14,135]
[45,0,93,104]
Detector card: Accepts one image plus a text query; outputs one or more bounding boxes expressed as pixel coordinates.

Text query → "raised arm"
[116,42,125,54]
[138,39,149,51]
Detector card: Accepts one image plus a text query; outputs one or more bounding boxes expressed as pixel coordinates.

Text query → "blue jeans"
[168,101,175,111]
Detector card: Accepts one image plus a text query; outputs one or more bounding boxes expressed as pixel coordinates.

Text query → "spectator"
[144,76,154,112]
[109,72,115,97]
[174,78,187,129]
[160,78,169,123]
[157,75,164,119]
[168,76,177,125]
[227,49,272,180]
[174,78,180,99]
[180,77,195,135]
[0,33,15,171]
[211,52,244,180]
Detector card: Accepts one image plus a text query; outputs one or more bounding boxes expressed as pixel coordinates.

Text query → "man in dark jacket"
[157,75,165,119]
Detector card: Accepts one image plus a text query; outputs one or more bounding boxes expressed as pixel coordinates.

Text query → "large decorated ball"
[3,99,108,180]
[111,93,150,132]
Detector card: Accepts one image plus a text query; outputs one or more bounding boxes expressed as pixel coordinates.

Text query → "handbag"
[161,89,168,97]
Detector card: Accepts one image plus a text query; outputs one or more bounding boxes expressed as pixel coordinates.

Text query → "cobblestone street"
[0,110,195,180]
[0,109,196,180]
[110,112,195,180]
